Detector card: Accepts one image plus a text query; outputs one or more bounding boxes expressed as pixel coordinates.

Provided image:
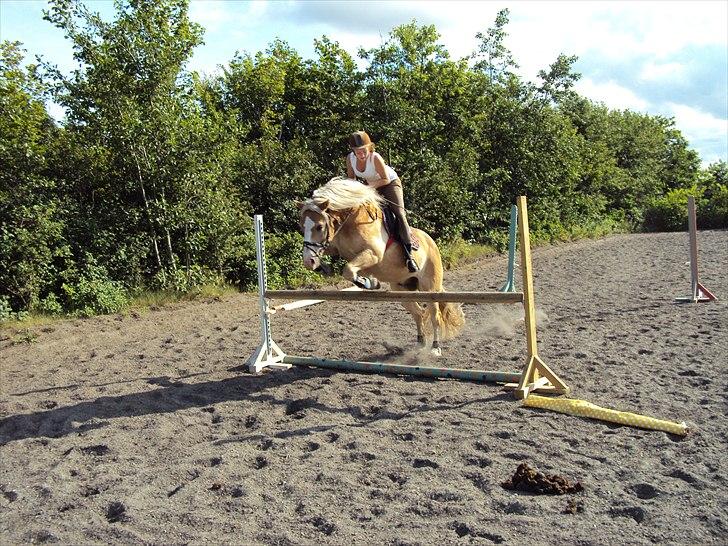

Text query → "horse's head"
[297,198,331,271]
[297,177,383,272]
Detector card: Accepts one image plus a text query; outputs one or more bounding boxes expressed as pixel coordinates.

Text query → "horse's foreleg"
[343,249,381,290]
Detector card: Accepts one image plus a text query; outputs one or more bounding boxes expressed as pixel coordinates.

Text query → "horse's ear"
[294,199,305,209]
[318,199,330,211]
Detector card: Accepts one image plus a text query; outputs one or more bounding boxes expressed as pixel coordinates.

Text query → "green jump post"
[499,204,518,293]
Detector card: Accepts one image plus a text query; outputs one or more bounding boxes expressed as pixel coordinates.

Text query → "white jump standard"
[675,196,717,303]
[249,196,570,400]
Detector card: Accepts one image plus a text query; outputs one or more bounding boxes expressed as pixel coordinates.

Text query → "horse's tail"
[437,301,465,340]
[419,230,465,340]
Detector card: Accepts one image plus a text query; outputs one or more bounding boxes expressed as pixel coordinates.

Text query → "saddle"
[381,206,419,251]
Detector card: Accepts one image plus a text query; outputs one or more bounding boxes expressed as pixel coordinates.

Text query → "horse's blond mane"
[309,177,385,211]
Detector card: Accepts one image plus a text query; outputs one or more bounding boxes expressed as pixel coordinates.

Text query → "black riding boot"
[404,244,419,273]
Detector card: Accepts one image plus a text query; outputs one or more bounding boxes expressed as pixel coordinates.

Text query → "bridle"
[301,204,358,260]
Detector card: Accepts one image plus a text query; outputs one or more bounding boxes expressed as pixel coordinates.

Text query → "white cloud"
[667,103,727,140]
[189,0,231,32]
[575,78,650,111]
[639,61,687,83]
[188,0,270,31]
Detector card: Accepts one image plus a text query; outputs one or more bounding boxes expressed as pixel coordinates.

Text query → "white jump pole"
[248,215,289,372]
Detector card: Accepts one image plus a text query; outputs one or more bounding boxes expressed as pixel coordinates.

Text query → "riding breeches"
[378,180,413,246]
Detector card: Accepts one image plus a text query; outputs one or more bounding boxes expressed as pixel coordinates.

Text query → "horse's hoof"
[353,276,371,289]
[430,346,442,357]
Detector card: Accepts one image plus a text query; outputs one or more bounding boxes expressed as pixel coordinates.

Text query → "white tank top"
[349,152,398,184]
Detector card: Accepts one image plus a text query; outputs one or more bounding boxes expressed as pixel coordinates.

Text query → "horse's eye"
[316,225,324,232]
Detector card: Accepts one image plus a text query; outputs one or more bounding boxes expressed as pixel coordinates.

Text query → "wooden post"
[513,196,570,399]
[675,196,717,303]
[499,204,518,292]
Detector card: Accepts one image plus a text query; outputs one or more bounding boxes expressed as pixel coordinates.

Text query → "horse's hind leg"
[402,302,426,347]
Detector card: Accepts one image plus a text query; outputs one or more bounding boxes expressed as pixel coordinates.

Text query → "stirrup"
[406,258,419,273]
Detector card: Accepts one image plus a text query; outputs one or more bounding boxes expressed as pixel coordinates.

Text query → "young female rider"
[346,131,419,273]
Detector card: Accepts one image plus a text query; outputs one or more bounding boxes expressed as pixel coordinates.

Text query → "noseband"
[302,204,356,259]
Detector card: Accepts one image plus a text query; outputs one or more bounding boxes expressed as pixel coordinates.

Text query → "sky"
[2,0,727,167]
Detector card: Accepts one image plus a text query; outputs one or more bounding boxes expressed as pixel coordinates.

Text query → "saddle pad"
[384,229,420,251]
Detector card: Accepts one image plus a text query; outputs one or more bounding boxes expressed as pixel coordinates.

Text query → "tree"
[43,0,245,289]
[537,54,580,105]
[472,8,519,83]
[0,41,67,313]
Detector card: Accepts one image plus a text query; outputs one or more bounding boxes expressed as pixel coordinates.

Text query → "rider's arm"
[346,153,355,179]
[368,153,391,189]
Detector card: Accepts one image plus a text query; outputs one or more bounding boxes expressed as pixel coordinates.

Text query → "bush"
[0,295,29,323]
[698,184,728,229]
[61,257,129,317]
[151,265,223,293]
[643,188,696,232]
[234,229,324,292]
[34,293,63,316]
[644,182,728,232]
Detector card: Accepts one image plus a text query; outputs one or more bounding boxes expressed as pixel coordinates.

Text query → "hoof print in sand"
[453,522,505,543]
[610,506,646,523]
[630,482,661,500]
[285,398,316,417]
[80,444,110,457]
[106,501,128,523]
[465,455,492,468]
[413,458,439,469]
[310,515,336,536]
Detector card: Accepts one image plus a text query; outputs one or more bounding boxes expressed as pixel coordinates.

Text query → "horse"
[297,177,465,355]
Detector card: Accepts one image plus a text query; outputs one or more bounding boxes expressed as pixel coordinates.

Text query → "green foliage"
[60,256,129,317]
[151,265,222,292]
[643,162,728,232]
[643,188,696,232]
[0,41,68,312]
[2,6,713,318]
[237,230,322,291]
[697,161,728,228]
[0,296,24,322]
[35,293,64,315]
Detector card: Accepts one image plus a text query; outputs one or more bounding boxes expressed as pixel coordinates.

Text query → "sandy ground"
[1,230,726,545]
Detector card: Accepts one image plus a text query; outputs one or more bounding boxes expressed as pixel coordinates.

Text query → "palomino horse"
[298,177,465,354]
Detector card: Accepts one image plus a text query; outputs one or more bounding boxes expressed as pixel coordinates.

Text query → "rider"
[346,131,419,273]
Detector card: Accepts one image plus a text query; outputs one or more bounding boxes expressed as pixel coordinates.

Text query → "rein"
[302,206,360,258]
